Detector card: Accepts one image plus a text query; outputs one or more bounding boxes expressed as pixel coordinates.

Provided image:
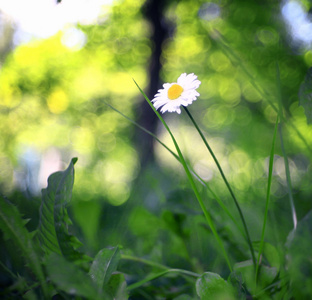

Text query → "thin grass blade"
[104,101,244,236]
[127,268,199,291]
[183,106,256,268]
[133,79,233,272]
[214,31,312,155]
[276,63,297,229]
[255,116,279,283]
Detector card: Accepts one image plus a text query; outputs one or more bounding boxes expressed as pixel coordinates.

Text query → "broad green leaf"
[103,273,128,300]
[286,210,312,299]
[38,158,88,263]
[299,67,312,124]
[46,253,98,299]
[89,246,121,292]
[0,195,49,297]
[196,272,235,300]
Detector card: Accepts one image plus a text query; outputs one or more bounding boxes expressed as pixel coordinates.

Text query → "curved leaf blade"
[103,273,128,300]
[89,246,121,291]
[196,272,235,300]
[38,158,88,263]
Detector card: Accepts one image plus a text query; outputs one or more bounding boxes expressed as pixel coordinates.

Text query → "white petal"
[152,73,201,114]
[177,73,188,86]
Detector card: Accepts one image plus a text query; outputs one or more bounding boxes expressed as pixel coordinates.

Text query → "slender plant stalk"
[104,101,244,236]
[121,254,169,270]
[127,268,200,291]
[122,254,199,291]
[134,79,233,272]
[183,106,256,268]
[255,116,279,284]
[214,31,312,155]
[121,254,200,277]
[278,126,297,229]
[276,63,297,229]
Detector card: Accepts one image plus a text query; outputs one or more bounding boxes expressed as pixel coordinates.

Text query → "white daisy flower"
[152,73,201,114]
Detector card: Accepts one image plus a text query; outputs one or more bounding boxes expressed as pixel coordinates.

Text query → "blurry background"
[1,0,312,280]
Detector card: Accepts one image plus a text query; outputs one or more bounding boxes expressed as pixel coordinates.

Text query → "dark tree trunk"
[135,0,169,167]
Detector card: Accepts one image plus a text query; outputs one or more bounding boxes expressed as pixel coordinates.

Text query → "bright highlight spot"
[47,89,69,114]
[168,84,184,100]
[281,0,312,48]
[0,0,114,45]
[198,3,221,21]
[61,27,86,50]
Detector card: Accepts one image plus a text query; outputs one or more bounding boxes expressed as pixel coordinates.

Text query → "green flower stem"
[104,101,244,237]
[122,254,200,291]
[256,116,279,284]
[183,106,256,268]
[121,254,200,275]
[134,79,233,272]
[121,254,168,270]
[127,268,200,291]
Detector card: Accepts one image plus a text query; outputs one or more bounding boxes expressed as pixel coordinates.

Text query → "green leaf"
[234,260,277,294]
[46,253,98,299]
[89,246,121,292]
[0,195,49,297]
[286,210,312,298]
[38,158,88,263]
[196,272,235,300]
[299,67,312,124]
[253,241,281,270]
[103,273,128,300]
[228,271,246,300]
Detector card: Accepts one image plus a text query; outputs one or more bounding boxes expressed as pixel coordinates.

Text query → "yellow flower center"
[168,84,183,100]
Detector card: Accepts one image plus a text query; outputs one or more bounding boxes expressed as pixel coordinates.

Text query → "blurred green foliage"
[1,0,312,298]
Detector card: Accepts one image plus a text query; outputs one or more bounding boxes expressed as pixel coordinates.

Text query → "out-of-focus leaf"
[46,253,98,299]
[103,273,128,300]
[299,67,312,124]
[89,246,121,292]
[0,274,33,299]
[38,158,89,264]
[234,260,277,295]
[253,241,281,269]
[228,271,246,300]
[0,195,49,297]
[173,295,197,300]
[196,272,235,300]
[286,210,312,299]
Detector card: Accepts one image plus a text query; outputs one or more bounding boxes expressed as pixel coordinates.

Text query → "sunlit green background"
[1,0,312,282]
